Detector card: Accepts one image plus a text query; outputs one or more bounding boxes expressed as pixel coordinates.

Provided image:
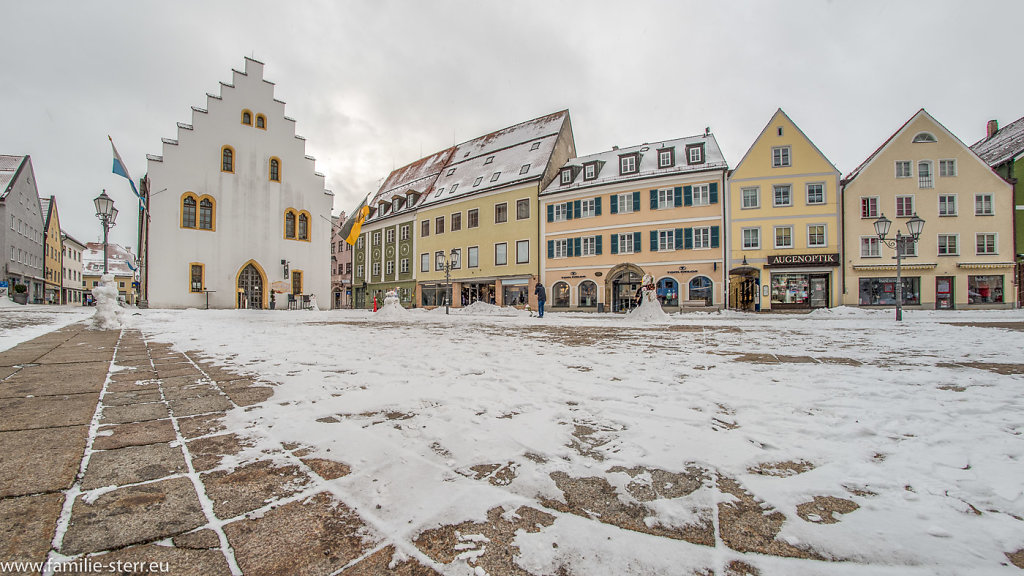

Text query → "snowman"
[637,274,657,305]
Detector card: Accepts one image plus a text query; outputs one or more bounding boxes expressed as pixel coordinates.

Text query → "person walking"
[534,282,547,318]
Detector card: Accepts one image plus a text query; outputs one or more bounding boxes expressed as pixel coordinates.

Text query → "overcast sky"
[2,0,1022,250]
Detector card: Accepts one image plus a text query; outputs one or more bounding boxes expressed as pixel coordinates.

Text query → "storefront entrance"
[936,276,954,309]
[462,282,495,306]
[770,273,829,309]
[611,271,641,312]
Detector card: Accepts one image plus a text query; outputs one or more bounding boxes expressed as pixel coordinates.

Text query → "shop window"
[552,282,570,307]
[656,278,678,306]
[771,274,809,306]
[858,277,921,306]
[688,276,713,306]
[968,275,1003,304]
[579,281,598,307]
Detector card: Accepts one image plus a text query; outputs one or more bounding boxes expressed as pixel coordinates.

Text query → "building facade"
[726,109,842,311]
[83,242,138,305]
[541,133,728,312]
[145,57,333,309]
[61,232,85,304]
[1,155,45,302]
[330,213,354,309]
[843,109,1016,309]
[40,196,63,304]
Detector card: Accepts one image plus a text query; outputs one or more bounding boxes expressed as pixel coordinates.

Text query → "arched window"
[689,276,713,306]
[221,146,234,173]
[269,157,281,182]
[241,110,253,125]
[657,277,679,306]
[298,212,309,240]
[552,282,570,307]
[578,281,598,307]
[285,210,296,239]
[912,132,937,143]
[199,198,214,230]
[256,114,267,129]
[181,195,197,228]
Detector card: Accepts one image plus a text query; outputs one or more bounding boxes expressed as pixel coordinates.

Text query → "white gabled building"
[145,57,333,309]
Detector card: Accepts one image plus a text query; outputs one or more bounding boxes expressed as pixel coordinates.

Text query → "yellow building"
[843,109,1016,309]
[413,111,575,308]
[40,196,63,304]
[83,242,139,305]
[726,109,842,311]
[541,132,728,312]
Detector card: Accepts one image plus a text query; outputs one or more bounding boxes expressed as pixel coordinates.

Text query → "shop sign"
[667,265,699,275]
[766,253,839,267]
[560,271,587,280]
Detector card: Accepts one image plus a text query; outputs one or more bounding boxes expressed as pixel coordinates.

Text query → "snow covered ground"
[0,304,93,350]
[14,304,1024,574]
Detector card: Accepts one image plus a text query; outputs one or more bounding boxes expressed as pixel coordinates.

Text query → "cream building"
[61,232,85,304]
[145,58,333,309]
[842,109,1016,309]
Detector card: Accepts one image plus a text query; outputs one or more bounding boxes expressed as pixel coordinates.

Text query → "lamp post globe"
[93,190,117,276]
[873,213,892,240]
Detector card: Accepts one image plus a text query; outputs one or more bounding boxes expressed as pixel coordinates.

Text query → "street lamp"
[873,212,925,321]
[437,248,459,315]
[93,190,118,275]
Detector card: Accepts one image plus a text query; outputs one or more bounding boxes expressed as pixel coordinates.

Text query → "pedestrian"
[534,282,547,318]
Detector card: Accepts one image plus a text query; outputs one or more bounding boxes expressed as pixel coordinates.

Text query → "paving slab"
[81,442,188,490]
[0,345,51,367]
[93,419,177,451]
[187,433,251,471]
[177,413,227,439]
[102,389,164,406]
[224,385,274,406]
[0,393,98,431]
[345,544,440,575]
[169,394,234,417]
[61,477,207,556]
[0,361,108,398]
[100,401,170,425]
[57,543,233,575]
[0,426,89,497]
[108,369,158,383]
[0,492,64,567]
[201,459,312,519]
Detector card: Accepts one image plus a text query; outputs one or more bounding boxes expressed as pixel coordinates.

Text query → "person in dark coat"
[534,282,547,318]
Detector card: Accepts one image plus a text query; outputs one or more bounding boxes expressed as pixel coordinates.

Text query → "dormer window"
[560,169,573,185]
[434,187,444,198]
[530,142,541,151]
[657,148,675,168]
[685,143,705,165]
[473,177,483,187]
[912,132,937,143]
[484,156,494,165]
[520,164,530,174]
[447,168,456,176]
[450,183,458,193]
[491,172,501,182]
[584,163,596,180]
[619,153,639,175]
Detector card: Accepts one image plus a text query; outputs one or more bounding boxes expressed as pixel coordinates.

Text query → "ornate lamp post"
[93,190,118,275]
[873,212,925,321]
[437,248,459,315]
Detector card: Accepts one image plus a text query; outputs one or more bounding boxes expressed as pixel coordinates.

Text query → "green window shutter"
[564,202,573,220]
[547,240,554,259]
[684,186,693,206]
[573,200,581,219]
[633,231,642,252]
[595,235,603,255]
[674,186,683,207]
[594,197,602,216]
[633,191,641,210]
[610,194,618,214]
[650,189,658,210]
[675,228,684,250]
[611,234,619,254]
[710,182,719,204]
[547,204,554,223]
[684,227,693,249]
[650,230,658,252]
[711,226,720,248]
[574,237,581,256]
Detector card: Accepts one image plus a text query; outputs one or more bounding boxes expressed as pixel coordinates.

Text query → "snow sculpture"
[375,289,408,320]
[308,293,320,311]
[626,273,667,322]
[91,274,123,330]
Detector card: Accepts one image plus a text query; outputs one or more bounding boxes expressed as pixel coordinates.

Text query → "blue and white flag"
[109,135,143,208]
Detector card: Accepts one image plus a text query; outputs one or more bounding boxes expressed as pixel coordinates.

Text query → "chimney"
[612,145,619,150]
[987,119,999,139]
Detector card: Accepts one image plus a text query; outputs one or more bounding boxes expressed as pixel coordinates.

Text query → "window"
[918,161,933,188]
[938,195,957,216]
[552,282,570,307]
[861,237,880,258]
[450,249,461,270]
[298,213,309,240]
[619,154,638,174]
[976,194,994,215]
[861,197,879,218]
[356,264,364,278]
[516,240,529,264]
[190,264,204,293]
[385,261,394,276]
[357,236,364,249]
[617,193,635,214]
[912,132,937,143]
[221,146,234,173]
[484,155,494,165]
[520,164,530,175]
[772,146,791,167]
[285,211,296,239]
[939,159,956,177]
[269,158,281,182]
[691,184,710,206]
[581,236,597,256]
[400,225,410,240]
[468,246,478,268]
[774,226,793,249]
[199,198,214,230]
[385,228,395,243]
[530,142,541,151]
[553,203,568,222]
[807,224,826,248]
[657,229,675,251]
[579,281,598,307]
[434,188,444,198]
[495,243,507,266]
[968,275,1003,304]
[693,227,712,249]
[806,183,824,205]
[450,183,459,192]
[490,172,501,182]
[773,185,792,207]
[468,209,479,228]
[447,168,456,176]
[976,233,997,255]
[618,233,635,254]
[495,202,508,223]
[421,220,429,237]
[686,144,704,164]
[473,177,483,187]
[896,161,912,178]
[741,187,759,209]
[256,114,266,129]
[742,227,760,249]
[658,148,674,168]
[450,213,462,232]
[182,195,197,228]
[561,170,572,185]
[553,239,568,259]
[241,110,252,125]
[372,231,380,246]
[584,163,597,180]
[400,259,409,274]
[895,195,915,218]
[657,188,674,209]
[435,216,444,234]
[421,253,429,272]
[517,198,530,220]
[291,270,303,295]
[434,251,444,271]
[938,234,958,255]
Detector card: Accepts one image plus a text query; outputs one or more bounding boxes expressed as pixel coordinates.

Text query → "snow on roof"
[365,148,456,223]
[39,197,51,217]
[83,242,138,276]
[971,115,1024,167]
[0,154,26,198]
[541,133,727,195]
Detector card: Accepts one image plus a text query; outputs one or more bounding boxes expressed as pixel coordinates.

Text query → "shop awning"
[852,263,937,271]
[729,266,760,276]
[956,262,1015,269]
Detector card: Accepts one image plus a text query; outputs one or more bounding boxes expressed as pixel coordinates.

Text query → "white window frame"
[400,225,410,240]
[774,226,794,249]
[385,228,395,243]
[975,194,994,216]
[553,239,568,259]
[659,149,673,167]
[741,227,760,250]
[657,229,675,251]
[806,183,825,205]
[357,264,364,278]
[580,198,596,218]
[772,146,791,167]
[692,184,710,206]
[773,185,792,207]
[693,226,712,249]
[400,258,409,273]
[861,196,879,219]
[584,164,596,179]
[468,246,479,268]
[560,170,572,185]
[657,188,674,210]
[620,155,637,174]
[581,236,597,256]
[372,262,380,276]
[895,195,915,218]
[939,159,957,177]
[937,234,959,256]
[976,233,997,255]
[618,193,635,214]
[918,160,933,188]
[938,194,957,216]
[420,254,429,272]
[385,260,394,275]
[688,146,703,163]
[895,161,912,178]
[516,239,529,264]
[553,203,569,222]
[450,248,461,269]
[807,224,827,248]
[618,233,635,254]
[741,187,759,209]
[860,236,880,258]
[495,243,507,266]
